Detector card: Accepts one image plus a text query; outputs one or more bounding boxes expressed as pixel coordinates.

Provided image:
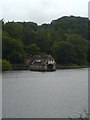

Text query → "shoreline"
[2,63,89,71]
[56,64,88,69]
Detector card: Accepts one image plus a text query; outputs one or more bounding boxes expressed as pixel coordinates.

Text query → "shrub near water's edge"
[2,59,12,71]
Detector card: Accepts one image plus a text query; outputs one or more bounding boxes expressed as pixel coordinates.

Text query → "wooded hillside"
[2,16,90,66]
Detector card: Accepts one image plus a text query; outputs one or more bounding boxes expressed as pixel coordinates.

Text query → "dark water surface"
[2,68,88,118]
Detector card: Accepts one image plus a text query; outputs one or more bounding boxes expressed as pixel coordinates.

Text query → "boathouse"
[29,55,56,71]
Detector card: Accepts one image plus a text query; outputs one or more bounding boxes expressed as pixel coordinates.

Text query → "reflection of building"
[29,55,56,71]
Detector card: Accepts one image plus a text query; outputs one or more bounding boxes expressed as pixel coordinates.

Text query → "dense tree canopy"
[2,31,25,63]
[2,16,89,65]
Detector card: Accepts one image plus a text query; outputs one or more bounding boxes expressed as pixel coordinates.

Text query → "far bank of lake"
[3,63,89,71]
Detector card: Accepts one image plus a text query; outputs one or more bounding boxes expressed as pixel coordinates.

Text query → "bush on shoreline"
[2,59,12,71]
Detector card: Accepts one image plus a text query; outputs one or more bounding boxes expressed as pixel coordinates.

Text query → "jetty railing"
[12,64,30,70]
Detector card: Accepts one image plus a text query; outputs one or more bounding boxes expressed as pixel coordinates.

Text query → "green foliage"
[51,16,88,39]
[66,34,88,65]
[2,16,89,66]
[3,22,24,39]
[58,41,76,64]
[2,31,25,63]
[25,43,40,55]
[2,59,12,71]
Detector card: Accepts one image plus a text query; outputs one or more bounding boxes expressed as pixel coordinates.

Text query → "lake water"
[0,73,2,119]
[2,68,88,118]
